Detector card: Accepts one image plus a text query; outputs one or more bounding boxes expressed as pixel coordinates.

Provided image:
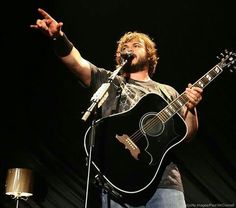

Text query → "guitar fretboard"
[158,65,223,123]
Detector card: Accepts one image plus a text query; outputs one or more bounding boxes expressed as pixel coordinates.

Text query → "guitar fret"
[195,80,204,88]
[193,65,223,89]
[175,99,184,108]
[179,95,187,104]
[213,65,222,74]
[209,73,217,81]
[170,100,181,112]
[173,96,187,110]
[162,93,190,123]
[201,76,210,85]
[181,94,189,103]
[156,57,231,124]
[166,104,175,114]
[164,108,173,116]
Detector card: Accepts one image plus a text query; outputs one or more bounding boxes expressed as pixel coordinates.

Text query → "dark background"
[1,0,236,207]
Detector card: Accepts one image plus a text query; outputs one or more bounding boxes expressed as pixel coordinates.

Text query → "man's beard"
[129,57,149,73]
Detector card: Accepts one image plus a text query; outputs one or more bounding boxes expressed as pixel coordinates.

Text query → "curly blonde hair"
[116,31,159,76]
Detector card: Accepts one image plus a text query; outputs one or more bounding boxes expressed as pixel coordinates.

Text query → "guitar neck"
[158,64,223,123]
[192,64,223,89]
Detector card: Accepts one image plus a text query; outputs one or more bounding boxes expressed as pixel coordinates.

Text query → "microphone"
[120,51,134,61]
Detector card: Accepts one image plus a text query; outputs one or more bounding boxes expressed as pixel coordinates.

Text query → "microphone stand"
[82,56,133,208]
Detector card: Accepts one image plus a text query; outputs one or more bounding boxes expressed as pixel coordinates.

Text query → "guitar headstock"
[217,49,236,72]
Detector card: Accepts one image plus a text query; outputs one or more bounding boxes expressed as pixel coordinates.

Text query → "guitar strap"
[110,78,126,114]
[158,83,173,103]
[111,80,173,114]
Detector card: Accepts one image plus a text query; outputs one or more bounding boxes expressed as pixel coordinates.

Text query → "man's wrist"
[52,33,73,57]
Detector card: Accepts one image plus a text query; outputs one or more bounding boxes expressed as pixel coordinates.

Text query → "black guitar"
[84,50,235,197]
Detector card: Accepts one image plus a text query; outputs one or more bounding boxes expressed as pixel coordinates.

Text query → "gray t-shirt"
[89,63,184,192]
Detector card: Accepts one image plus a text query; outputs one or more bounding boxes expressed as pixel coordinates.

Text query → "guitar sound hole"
[140,113,164,137]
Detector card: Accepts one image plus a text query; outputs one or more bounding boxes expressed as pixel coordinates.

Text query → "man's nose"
[124,48,133,54]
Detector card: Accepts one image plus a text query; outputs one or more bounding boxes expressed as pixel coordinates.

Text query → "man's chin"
[129,67,145,73]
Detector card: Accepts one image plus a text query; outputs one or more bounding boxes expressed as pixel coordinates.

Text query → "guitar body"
[84,93,187,196]
[83,51,235,203]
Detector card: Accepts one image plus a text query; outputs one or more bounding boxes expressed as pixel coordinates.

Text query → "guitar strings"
[128,93,189,143]
[128,113,164,143]
[120,54,235,145]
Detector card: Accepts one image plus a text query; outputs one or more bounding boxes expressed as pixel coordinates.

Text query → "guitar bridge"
[115,134,140,160]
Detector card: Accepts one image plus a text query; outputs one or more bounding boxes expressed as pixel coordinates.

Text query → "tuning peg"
[220,52,227,59]
[216,54,223,60]
[230,66,236,73]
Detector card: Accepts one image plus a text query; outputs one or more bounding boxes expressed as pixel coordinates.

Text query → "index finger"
[38,8,54,20]
[191,86,203,93]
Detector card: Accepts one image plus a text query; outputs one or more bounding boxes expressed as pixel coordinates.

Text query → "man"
[31,8,203,208]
